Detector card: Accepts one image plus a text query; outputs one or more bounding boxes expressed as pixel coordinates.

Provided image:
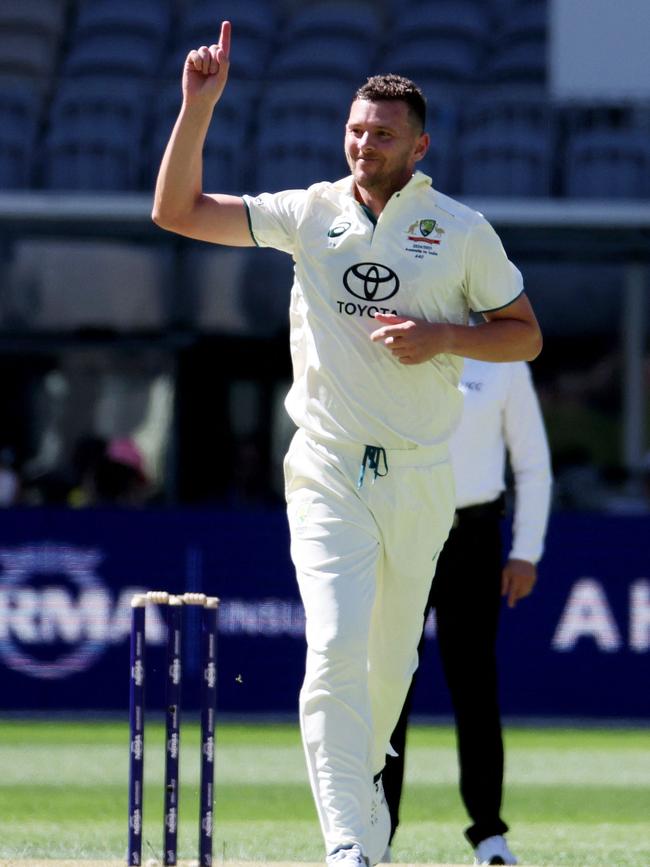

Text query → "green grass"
[0,719,648,865]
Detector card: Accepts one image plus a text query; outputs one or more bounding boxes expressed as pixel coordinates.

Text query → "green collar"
[358,202,377,226]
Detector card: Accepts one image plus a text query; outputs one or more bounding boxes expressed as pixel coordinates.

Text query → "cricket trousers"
[284,429,455,858]
[382,497,509,849]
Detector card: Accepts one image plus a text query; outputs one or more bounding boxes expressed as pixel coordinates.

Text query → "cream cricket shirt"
[243,171,523,449]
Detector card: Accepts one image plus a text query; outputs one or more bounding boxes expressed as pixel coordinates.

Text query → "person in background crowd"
[68,436,151,507]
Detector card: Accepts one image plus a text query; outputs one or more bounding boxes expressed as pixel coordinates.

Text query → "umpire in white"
[382,358,552,866]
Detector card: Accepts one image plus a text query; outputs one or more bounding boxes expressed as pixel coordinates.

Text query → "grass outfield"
[0,720,648,866]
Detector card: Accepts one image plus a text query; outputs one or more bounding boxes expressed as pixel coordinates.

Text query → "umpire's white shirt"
[452,358,552,563]
[244,171,523,448]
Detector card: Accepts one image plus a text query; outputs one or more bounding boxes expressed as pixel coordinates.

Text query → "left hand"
[501,558,537,609]
[369,313,449,364]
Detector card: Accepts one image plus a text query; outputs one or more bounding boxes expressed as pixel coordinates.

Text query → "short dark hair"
[354,74,427,130]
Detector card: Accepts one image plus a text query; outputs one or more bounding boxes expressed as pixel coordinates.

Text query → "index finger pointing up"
[219,20,231,58]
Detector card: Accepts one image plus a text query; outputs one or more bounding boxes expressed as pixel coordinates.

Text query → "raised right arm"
[152,21,254,247]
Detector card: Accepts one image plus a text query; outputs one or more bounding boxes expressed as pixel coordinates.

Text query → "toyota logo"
[343,262,400,302]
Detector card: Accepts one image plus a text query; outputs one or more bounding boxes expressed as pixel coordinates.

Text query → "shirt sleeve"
[464,218,524,313]
[504,362,553,563]
[242,190,308,255]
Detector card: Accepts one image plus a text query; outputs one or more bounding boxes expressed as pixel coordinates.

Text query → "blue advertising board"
[0,508,648,720]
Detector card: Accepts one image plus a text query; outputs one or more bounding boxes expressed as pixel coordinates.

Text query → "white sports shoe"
[327,843,369,867]
[473,835,518,865]
[367,777,392,866]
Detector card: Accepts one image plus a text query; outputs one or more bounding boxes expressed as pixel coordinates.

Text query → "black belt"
[452,494,505,528]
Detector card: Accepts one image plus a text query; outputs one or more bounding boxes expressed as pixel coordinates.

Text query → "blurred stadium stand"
[411,82,460,192]
[0,0,67,93]
[458,86,556,196]
[383,0,489,85]
[43,78,148,190]
[255,79,350,190]
[62,0,171,79]
[0,0,647,197]
[0,83,44,189]
[0,0,67,39]
[484,0,548,86]
[0,0,649,507]
[270,0,380,82]
[284,1,383,45]
[270,36,375,83]
[73,0,171,43]
[564,126,650,200]
[63,33,164,79]
[165,0,277,82]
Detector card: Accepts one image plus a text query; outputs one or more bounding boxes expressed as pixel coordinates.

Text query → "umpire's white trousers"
[284,429,455,856]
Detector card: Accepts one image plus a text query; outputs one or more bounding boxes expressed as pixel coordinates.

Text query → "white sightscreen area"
[549,0,650,102]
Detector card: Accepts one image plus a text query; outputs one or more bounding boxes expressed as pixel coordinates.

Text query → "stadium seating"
[0,0,66,41]
[0,1,64,95]
[564,128,650,199]
[167,0,276,81]
[459,131,553,196]
[486,0,520,18]
[410,82,460,192]
[0,31,61,90]
[269,0,380,83]
[62,0,170,80]
[44,137,140,191]
[63,33,165,79]
[270,36,375,83]
[461,84,553,142]
[259,78,352,134]
[284,1,383,44]
[495,0,548,42]
[380,41,480,88]
[483,0,548,84]
[255,118,348,192]
[390,0,490,45]
[382,0,490,85]
[484,39,547,85]
[73,0,171,42]
[204,0,276,38]
[457,86,555,196]
[0,82,43,189]
[254,79,351,190]
[43,79,147,190]
[1,0,647,203]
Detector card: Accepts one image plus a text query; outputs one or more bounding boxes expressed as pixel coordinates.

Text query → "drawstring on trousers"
[357,445,388,489]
